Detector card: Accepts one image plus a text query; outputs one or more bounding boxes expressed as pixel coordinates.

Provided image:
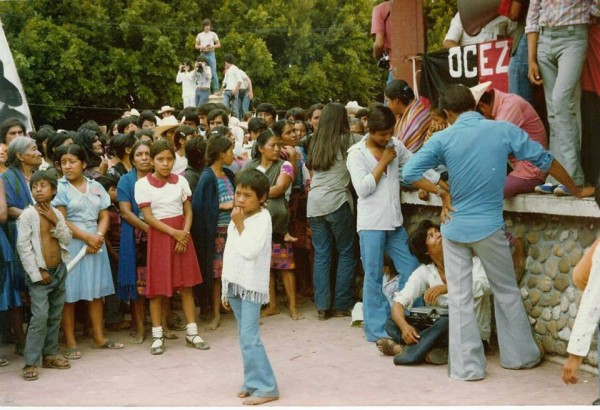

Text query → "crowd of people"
[0,0,598,405]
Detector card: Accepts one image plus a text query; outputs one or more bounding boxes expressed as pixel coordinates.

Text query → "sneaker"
[534,183,557,194]
[553,184,572,196]
[425,347,449,365]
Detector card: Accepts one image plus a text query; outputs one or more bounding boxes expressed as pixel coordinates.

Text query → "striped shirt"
[394,98,431,153]
[526,0,597,32]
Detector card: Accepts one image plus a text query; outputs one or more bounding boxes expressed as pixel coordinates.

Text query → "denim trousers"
[308,202,356,311]
[358,227,420,342]
[537,24,588,185]
[238,89,251,118]
[202,51,219,93]
[223,90,240,119]
[195,89,210,107]
[442,229,540,380]
[228,288,279,398]
[24,264,67,365]
[384,316,449,365]
[508,35,533,104]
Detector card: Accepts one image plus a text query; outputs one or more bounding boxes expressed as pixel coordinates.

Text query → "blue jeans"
[537,24,588,185]
[308,202,356,311]
[508,35,532,104]
[385,316,449,365]
[358,227,420,342]
[195,89,210,107]
[228,287,279,398]
[223,90,240,119]
[238,89,251,118]
[202,51,219,93]
[24,264,67,365]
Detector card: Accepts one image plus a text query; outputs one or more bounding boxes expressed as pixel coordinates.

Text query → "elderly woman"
[1,136,43,355]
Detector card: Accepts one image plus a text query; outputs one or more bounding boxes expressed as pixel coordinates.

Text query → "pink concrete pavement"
[0,300,597,406]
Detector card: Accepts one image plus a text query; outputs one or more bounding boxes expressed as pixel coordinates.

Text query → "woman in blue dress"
[52,144,123,359]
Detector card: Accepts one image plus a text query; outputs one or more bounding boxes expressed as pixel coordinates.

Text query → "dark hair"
[272,119,294,138]
[255,103,276,119]
[285,107,306,122]
[59,143,88,166]
[207,125,231,140]
[46,130,72,161]
[129,140,152,165]
[73,129,101,167]
[178,107,200,125]
[185,138,207,170]
[202,18,211,28]
[355,108,370,119]
[479,90,493,105]
[52,144,71,166]
[384,79,415,106]
[307,103,324,120]
[150,139,175,159]
[95,174,119,192]
[213,102,230,114]
[0,118,26,144]
[198,102,217,117]
[429,104,446,119]
[117,116,136,134]
[197,55,208,64]
[109,133,137,160]
[368,105,396,133]
[29,170,58,192]
[108,119,120,137]
[248,117,268,134]
[349,118,365,134]
[31,125,55,157]
[439,84,476,115]
[207,109,229,127]
[254,129,277,160]
[173,125,196,150]
[137,110,157,128]
[308,103,351,171]
[408,220,440,265]
[206,135,233,165]
[223,54,235,65]
[134,129,154,142]
[235,168,270,203]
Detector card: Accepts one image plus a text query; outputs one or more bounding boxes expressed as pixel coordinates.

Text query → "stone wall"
[402,201,600,368]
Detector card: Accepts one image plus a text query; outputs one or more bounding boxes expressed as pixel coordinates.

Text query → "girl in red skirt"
[134,140,208,355]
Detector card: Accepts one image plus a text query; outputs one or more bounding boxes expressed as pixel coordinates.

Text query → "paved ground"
[0,299,597,407]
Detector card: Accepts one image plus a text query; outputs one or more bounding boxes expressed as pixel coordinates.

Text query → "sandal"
[186,334,210,350]
[150,337,164,355]
[42,355,71,369]
[163,330,179,340]
[0,357,9,367]
[376,338,402,356]
[63,348,82,360]
[22,365,38,381]
[91,338,125,349]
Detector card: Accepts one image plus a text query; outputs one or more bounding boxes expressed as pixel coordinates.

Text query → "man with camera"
[195,56,212,107]
[377,219,491,366]
[176,59,198,108]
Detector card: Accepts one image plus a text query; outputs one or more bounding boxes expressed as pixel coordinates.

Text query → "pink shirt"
[492,89,548,181]
[371,1,392,57]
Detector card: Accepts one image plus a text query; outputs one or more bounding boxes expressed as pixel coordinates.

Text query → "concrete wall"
[401,191,600,367]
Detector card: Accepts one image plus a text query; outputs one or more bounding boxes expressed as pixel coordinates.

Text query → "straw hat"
[153,115,180,138]
[469,81,493,105]
[157,105,176,115]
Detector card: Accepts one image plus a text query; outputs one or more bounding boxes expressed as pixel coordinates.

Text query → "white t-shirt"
[135,173,191,220]
[173,152,188,176]
[223,65,244,91]
[444,13,515,47]
[196,31,219,48]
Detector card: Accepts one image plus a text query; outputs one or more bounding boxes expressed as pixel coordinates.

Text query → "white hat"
[469,81,493,105]
[345,101,363,115]
[154,115,180,138]
[129,108,140,116]
[158,105,176,114]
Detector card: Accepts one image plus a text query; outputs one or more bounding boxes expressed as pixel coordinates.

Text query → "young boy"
[221,169,279,405]
[17,171,72,381]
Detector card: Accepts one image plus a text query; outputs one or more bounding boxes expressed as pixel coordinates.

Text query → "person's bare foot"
[289,308,304,321]
[129,329,146,344]
[242,396,278,405]
[284,232,298,243]
[237,391,250,398]
[260,307,280,318]
[205,316,221,331]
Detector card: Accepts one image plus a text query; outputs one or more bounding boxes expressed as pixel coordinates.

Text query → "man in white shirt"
[377,220,492,365]
[237,69,253,120]
[220,55,244,119]
[195,19,220,93]
[443,12,516,48]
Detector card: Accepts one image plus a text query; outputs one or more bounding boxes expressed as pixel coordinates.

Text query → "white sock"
[152,326,163,339]
[186,323,198,336]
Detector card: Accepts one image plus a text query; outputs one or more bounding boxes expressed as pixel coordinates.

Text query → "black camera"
[377,52,390,70]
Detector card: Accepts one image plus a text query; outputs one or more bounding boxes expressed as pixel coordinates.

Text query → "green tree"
[424,0,458,52]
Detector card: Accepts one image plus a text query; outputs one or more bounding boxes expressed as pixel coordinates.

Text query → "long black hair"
[307,102,351,172]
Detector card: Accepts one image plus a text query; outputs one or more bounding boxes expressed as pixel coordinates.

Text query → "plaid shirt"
[526,0,598,32]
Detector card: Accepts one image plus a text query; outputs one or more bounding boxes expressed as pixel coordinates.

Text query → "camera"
[377,52,390,70]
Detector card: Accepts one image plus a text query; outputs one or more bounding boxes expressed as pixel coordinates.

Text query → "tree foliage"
[0,0,455,128]
[424,0,458,52]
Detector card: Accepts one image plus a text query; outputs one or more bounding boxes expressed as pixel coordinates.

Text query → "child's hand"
[221,298,231,311]
[172,229,190,245]
[37,203,58,225]
[231,206,244,226]
[174,241,187,254]
[86,245,100,254]
[99,155,110,175]
[39,269,52,284]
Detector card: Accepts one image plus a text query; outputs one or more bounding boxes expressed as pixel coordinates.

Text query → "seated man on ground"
[377,220,492,365]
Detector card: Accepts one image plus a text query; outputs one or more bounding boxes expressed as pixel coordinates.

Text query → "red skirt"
[145,215,202,298]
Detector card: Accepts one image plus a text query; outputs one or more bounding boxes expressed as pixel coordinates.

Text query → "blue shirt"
[403,111,553,243]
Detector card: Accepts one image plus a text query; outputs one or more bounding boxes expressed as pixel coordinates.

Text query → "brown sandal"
[42,355,71,369]
[23,365,38,381]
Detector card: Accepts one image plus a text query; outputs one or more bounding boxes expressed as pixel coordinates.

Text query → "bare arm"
[0,179,6,223]
[118,201,149,233]
[268,170,293,199]
[140,207,190,245]
[56,205,103,251]
[373,32,385,59]
[508,1,523,21]
[547,160,594,198]
[572,239,600,290]
[391,302,420,345]
[527,32,542,85]
[443,39,460,49]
